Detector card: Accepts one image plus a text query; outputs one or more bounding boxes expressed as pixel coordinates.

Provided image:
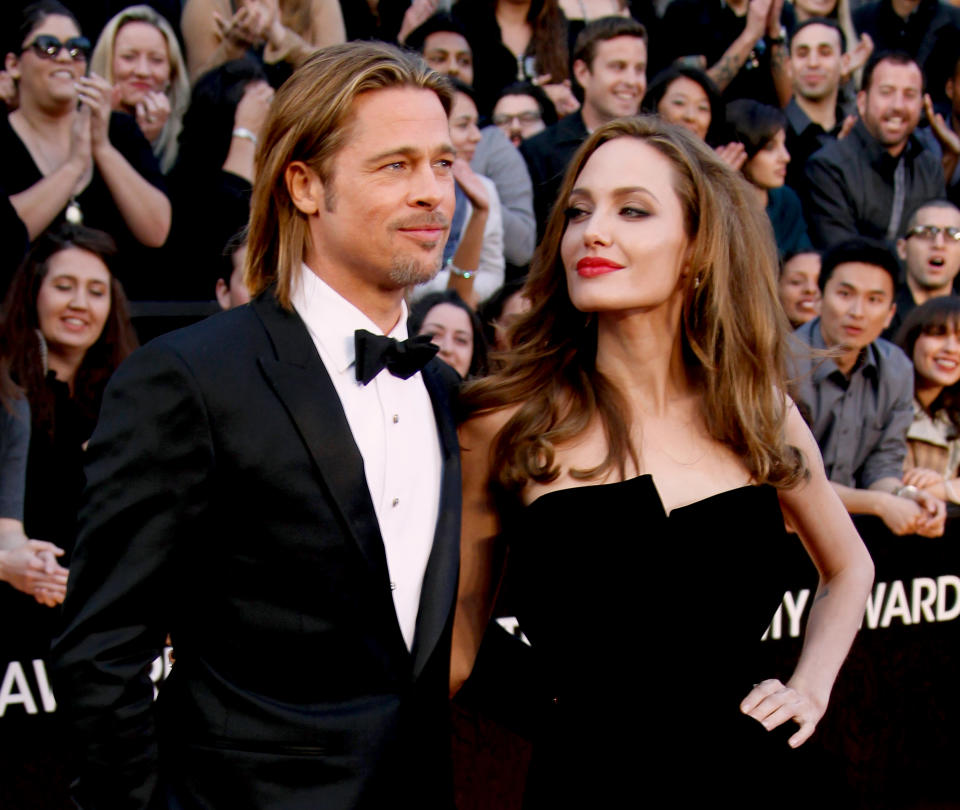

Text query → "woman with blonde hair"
[452,116,873,803]
[90,5,190,173]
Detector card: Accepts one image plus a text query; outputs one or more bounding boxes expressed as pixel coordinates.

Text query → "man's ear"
[856,89,867,119]
[896,238,908,261]
[284,161,324,216]
[884,301,896,330]
[572,59,590,92]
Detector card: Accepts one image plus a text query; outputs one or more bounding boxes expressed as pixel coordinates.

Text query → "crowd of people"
[0,0,958,805]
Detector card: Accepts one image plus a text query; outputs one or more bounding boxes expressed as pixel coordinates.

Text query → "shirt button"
[392,497,399,507]
[390,581,397,591]
[393,414,399,424]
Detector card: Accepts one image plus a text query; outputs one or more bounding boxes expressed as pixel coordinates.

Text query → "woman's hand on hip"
[740,678,825,748]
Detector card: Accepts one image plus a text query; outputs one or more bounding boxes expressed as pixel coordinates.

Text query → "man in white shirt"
[51,42,463,810]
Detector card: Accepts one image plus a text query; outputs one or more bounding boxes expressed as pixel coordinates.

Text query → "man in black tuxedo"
[51,42,461,809]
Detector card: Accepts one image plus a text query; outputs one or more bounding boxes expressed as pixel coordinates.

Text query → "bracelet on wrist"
[232,127,258,146]
[448,261,474,280]
[894,484,920,500]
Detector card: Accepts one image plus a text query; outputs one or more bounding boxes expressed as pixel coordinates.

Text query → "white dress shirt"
[291,265,443,651]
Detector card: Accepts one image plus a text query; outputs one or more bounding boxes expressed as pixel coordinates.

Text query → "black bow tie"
[354,329,438,385]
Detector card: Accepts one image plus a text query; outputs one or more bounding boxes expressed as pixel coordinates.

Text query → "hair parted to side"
[463,115,806,501]
[245,41,454,309]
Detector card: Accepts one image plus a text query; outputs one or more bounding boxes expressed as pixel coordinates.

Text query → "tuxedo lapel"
[411,359,461,678]
[251,293,394,590]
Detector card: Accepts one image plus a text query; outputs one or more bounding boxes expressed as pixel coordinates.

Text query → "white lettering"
[31,659,56,713]
[0,662,37,716]
[937,575,960,621]
[763,603,783,641]
[880,580,912,627]
[865,581,887,629]
[782,589,810,638]
[911,578,937,624]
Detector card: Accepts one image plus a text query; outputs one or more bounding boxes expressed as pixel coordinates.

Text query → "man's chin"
[389,252,444,287]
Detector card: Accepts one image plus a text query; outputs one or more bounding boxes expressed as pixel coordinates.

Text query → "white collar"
[290,263,409,376]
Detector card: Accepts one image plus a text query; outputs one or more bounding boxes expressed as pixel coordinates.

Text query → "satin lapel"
[251,294,393,588]
[411,359,462,679]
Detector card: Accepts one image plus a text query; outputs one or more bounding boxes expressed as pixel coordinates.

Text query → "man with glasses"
[884,199,960,337]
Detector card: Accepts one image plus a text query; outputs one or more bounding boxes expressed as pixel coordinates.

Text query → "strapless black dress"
[507,474,813,806]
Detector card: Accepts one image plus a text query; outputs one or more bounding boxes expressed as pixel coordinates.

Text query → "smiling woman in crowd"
[1,1,172,299]
[896,296,960,504]
[90,5,190,173]
[726,98,812,259]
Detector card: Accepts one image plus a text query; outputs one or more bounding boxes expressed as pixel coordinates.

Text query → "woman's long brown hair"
[0,225,139,438]
[463,116,806,502]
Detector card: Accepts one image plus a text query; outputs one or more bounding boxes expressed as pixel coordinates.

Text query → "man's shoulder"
[133,302,271,375]
[871,335,913,377]
[522,113,586,157]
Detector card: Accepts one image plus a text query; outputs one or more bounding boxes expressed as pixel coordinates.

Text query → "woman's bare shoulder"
[459,402,522,452]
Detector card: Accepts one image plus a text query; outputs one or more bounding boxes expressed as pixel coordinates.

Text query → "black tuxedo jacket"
[50,290,461,810]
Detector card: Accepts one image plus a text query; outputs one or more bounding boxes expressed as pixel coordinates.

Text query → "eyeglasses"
[904,224,960,242]
[22,35,91,62]
[492,111,542,127]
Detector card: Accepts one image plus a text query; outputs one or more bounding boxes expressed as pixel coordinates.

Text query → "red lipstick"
[576,257,625,278]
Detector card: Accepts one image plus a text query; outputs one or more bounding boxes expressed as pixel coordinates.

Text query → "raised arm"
[450,408,511,695]
[741,404,874,747]
[78,75,171,247]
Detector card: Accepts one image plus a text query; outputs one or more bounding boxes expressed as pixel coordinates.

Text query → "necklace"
[15,111,86,224]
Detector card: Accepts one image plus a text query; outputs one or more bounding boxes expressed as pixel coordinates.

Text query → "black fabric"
[659,0,795,107]
[507,475,820,806]
[767,185,813,259]
[803,119,945,249]
[784,98,848,193]
[853,0,960,68]
[0,112,169,300]
[354,330,439,385]
[520,110,588,237]
[50,290,461,810]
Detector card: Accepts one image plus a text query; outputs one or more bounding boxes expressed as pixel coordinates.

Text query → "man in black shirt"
[784,18,856,190]
[521,16,647,234]
[804,51,945,248]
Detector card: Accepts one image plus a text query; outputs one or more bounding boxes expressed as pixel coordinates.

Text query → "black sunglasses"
[22,35,91,62]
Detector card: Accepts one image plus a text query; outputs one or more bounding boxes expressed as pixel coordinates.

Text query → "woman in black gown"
[452,116,874,804]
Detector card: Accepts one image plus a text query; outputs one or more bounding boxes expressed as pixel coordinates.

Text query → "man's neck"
[580,102,608,134]
[891,0,922,20]
[793,92,838,132]
[303,259,404,335]
[726,0,749,16]
[819,321,862,376]
[907,274,952,305]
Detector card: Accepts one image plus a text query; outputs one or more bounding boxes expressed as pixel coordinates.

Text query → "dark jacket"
[50,290,462,810]
[803,119,945,249]
[854,0,960,68]
[520,110,589,236]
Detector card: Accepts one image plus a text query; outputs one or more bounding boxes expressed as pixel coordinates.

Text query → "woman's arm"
[79,75,172,247]
[182,0,252,81]
[742,403,874,747]
[9,111,91,240]
[450,408,513,695]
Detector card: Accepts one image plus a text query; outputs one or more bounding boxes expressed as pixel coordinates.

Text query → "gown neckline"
[526,472,760,518]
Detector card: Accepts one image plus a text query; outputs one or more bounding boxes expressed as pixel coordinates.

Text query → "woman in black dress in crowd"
[1,1,171,300]
[451,116,873,805]
[0,223,136,809]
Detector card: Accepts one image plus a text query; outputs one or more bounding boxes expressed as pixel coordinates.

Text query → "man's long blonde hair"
[244,42,453,309]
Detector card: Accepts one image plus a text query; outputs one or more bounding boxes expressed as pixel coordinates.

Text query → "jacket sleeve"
[804,151,860,249]
[475,127,535,267]
[860,349,914,488]
[50,340,214,810]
